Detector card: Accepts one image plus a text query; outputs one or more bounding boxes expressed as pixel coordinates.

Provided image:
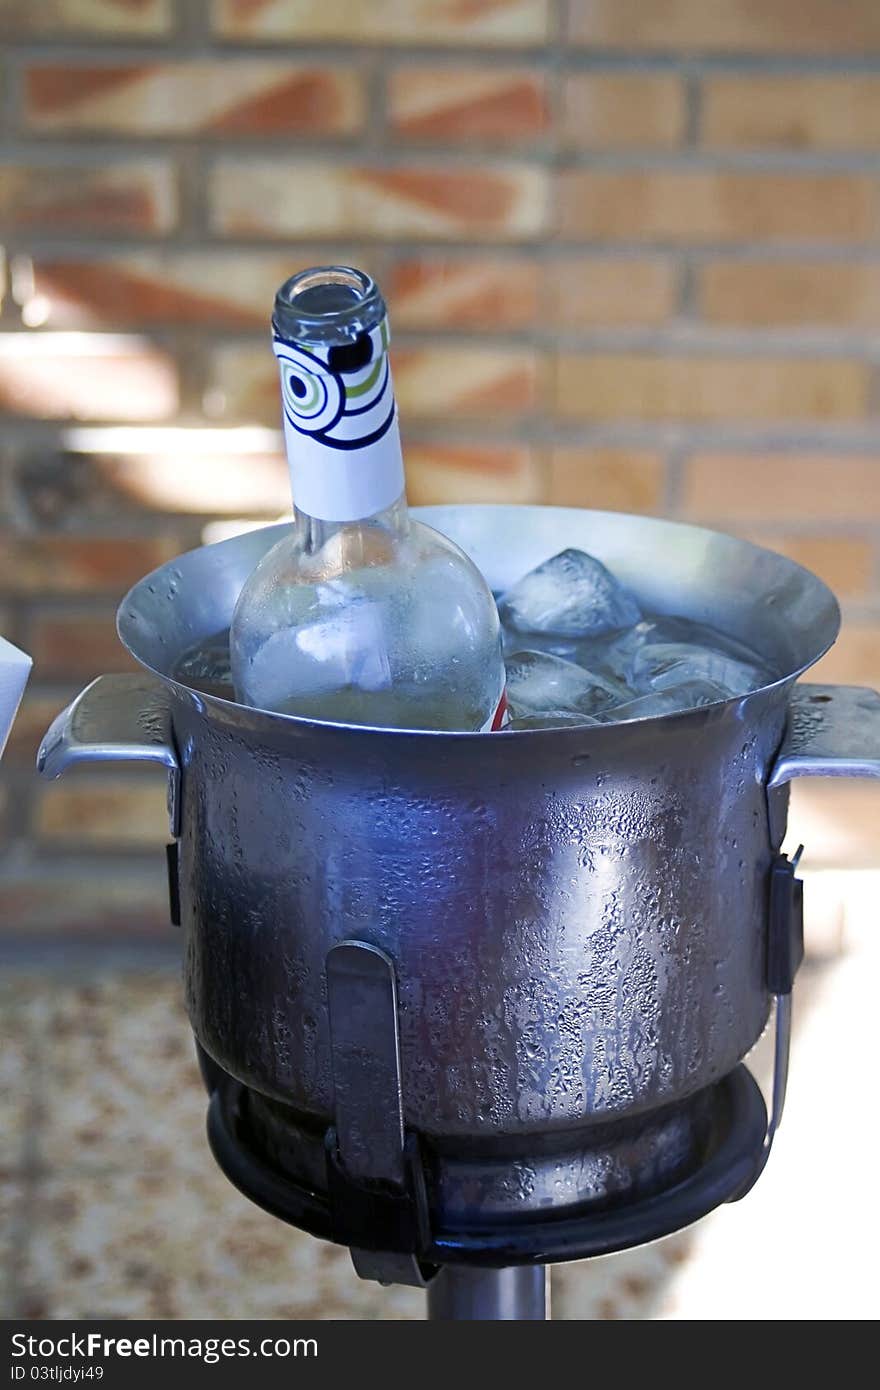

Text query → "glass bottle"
[229,266,507,731]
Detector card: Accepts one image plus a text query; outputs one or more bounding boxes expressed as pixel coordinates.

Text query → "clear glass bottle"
[229,265,507,731]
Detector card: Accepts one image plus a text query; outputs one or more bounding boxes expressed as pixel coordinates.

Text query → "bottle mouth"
[273,265,387,347]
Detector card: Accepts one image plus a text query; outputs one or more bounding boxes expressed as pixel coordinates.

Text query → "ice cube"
[502,625,634,688]
[602,678,728,723]
[632,642,769,696]
[597,620,663,683]
[509,710,600,730]
[499,549,641,638]
[505,649,632,719]
[501,623,581,661]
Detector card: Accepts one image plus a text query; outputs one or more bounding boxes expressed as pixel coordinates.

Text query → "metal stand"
[427,1266,549,1321]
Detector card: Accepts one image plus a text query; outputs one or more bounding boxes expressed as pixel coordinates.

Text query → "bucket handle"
[769,682,880,788]
[36,673,180,836]
[766,682,880,846]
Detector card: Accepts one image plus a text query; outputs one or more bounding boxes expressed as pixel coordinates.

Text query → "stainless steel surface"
[427,1265,548,1320]
[35,507,877,1164]
[168,687,782,1133]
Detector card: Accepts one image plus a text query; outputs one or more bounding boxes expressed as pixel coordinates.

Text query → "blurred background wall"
[2,0,880,933]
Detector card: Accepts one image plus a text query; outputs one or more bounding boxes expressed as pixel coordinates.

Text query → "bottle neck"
[294,489,410,558]
[274,313,406,526]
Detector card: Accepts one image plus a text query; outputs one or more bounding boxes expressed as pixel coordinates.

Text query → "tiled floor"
[1,884,877,1320]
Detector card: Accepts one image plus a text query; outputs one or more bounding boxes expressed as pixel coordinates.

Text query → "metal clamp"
[325,941,436,1288]
[731,847,804,1200]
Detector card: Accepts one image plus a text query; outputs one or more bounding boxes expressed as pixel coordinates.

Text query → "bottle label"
[274,316,405,522]
[480,687,509,733]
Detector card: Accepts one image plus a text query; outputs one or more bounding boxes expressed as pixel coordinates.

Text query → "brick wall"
[2,0,880,937]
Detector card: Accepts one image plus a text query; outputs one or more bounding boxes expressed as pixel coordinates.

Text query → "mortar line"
[8,131,880,170]
[12,38,880,73]
[6,418,880,449]
[662,443,688,516]
[10,316,874,355]
[685,70,702,147]
[9,233,880,262]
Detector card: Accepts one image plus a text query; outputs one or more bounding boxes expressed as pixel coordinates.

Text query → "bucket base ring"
[204,1060,767,1268]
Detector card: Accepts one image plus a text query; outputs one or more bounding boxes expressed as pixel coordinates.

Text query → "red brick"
[394,346,543,417]
[98,447,290,518]
[9,447,235,529]
[683,454,880,521]
[212,0,549,45]
[730,531,874,599]
[0,536,181,596]
[562,74,685,148]
[24,62,364,136]
[568,0,880,54]
[0,162,176,235]
[1,0,171,36]
[556,355,868,422]
[0,334,178,422]
[0,870,170,936]
[389,67,548,143]
[703,75,880,150]
[35,777,169,848]
[549,257,677,326]
[810,620,880,688]
[559,170,880,243]
[209,161,548,241]
[29,250,372,330]
[389,256,539,330]
[204,344,286,423]
[29,610,136,679]
[404,443,545,505]
[699,260,880,328]
[547,448,666,513]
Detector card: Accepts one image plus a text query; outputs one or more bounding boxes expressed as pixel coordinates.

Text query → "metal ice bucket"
[37,506,880,1242]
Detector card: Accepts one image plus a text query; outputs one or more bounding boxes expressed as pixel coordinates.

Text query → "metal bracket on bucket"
[325,941,436,1288]
[731,847,804,1200]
